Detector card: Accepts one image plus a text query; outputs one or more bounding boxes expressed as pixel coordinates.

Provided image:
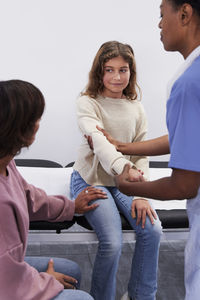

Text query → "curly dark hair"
[82,41,140,100]
[168,0,200,16]
[0,80,45,158]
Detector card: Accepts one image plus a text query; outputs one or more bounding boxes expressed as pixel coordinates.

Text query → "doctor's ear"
[180,3,193,24]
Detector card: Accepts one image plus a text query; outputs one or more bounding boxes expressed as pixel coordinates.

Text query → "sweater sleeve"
[77,96,135,176]
[130,103,149,181]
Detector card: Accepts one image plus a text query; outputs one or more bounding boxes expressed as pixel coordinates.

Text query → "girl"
[0,79,107,300]
[70,41,162,300]
[108,2,200,300]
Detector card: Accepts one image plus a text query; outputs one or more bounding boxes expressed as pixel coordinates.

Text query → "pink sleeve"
[0,160,71,299]
[13,161,75,222]
[25,183,75,222]
[0,249,63,300]
[0,213,63,300]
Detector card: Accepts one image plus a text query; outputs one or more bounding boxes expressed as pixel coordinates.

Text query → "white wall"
[1,0,183,166]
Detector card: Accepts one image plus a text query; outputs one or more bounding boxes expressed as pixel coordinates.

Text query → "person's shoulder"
[130,99,145,111]
[76,94,100,113]
[8,159,17,172]
[77,94,96,100]
[170,61,200,107]
[192,55,200,69]
[77,94,97,104]
[174,69,200,95]
[125,99,146,120]
[181,57,200,84]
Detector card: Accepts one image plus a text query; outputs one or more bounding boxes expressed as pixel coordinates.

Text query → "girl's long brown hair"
[82,41,140,100]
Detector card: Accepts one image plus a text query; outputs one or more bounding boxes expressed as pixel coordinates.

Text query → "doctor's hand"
[75,187,107,214]
[85,126,119,151]
[96,125,120,149]
[115,164,131,189]
[115,164,143,196]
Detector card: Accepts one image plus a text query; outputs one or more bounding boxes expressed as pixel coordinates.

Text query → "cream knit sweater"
[73,95,149,187]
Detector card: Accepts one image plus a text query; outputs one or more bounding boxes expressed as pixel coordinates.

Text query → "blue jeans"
[70,170,162,300]
[25,256,94,300]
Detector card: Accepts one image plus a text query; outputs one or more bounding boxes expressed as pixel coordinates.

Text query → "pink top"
[0,160,75,300]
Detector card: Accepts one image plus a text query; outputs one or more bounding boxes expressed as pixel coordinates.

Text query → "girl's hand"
[75,187,107,214]
[128,168,145,182]
[46,259,78,289]
[131,199,157,228]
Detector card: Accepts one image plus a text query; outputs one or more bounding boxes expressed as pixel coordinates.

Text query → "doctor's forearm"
[117,175,198,201]
[117,135,169,156]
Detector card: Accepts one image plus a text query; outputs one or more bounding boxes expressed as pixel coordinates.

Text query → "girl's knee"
[99,238,122,256]
[144,218,163,240]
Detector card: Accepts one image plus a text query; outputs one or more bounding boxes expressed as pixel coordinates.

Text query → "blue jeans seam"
[135,235,145,299]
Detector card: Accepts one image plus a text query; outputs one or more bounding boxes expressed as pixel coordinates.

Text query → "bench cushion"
[15,160,189,231]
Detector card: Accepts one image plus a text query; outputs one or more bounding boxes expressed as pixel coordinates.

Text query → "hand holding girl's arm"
[97,126,170,156]
[115,164,200,200]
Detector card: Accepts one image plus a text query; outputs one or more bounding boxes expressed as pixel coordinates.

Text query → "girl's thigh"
[85,185,122,241]
[110,187,162,232]
[110,187,135,224]
[70,171,122,241]
[70,170,89,198]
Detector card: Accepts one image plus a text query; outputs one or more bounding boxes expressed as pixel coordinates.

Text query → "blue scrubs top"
[167,55,200,300]
[167,55,200,173]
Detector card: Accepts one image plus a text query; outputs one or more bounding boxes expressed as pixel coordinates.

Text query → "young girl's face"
[159,0,185,54]
[102,56,130,99]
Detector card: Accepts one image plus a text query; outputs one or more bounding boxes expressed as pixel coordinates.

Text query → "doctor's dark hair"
[82,41,140,100]
[0,80,45,158]
[168,0,200,17]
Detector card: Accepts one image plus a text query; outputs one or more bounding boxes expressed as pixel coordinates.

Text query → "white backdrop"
[1,0,183,166]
